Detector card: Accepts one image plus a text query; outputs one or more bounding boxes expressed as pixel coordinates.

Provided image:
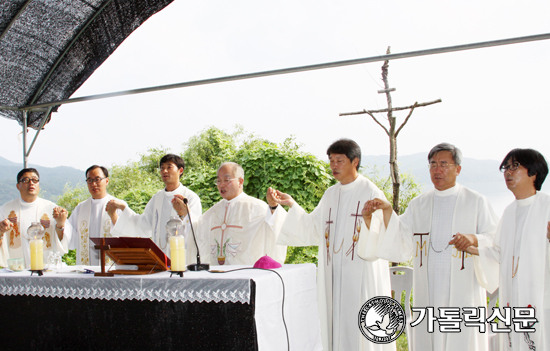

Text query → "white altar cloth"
[0,263,322,351]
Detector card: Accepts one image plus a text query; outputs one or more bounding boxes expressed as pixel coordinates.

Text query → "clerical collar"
[91,195,109,204]
[516,192,536,207]
[434,184,460,197]
[339,174,361,192]
[225,192,245,204]
[164,183,182,197]
[19,198,38,206]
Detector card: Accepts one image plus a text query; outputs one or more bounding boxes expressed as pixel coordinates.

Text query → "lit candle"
[30,239,44,270]
[169,236,186,271]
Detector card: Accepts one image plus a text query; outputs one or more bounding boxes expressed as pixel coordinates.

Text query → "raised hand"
[172,194,188,217]
[448,232,478,251]
[52,207,68,227]
[269,188,296,208]
[106,199,126,214]
[0,219,13,234]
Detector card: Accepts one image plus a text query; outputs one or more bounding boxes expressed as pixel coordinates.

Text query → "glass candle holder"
[165,216,186,271]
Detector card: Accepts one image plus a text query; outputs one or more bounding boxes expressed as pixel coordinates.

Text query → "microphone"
[183,198,209,271]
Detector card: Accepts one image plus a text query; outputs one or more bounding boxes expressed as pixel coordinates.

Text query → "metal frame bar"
[17,32,550,111]
[0,0,32,43]
[20,107,52,168]
[28,0,115,105]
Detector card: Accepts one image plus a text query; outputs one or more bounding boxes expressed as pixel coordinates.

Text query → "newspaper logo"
[358,296,405,344]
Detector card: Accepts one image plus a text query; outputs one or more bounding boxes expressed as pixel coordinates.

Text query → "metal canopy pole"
[20,32,550,111]
[20,108,53,168]
[22,110,28,168]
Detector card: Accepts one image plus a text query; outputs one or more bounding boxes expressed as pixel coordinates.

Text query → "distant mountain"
[0,156,85,204]
[361,152,548,215]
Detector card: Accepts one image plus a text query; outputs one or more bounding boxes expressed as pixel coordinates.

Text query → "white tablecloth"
[0,263,323,351]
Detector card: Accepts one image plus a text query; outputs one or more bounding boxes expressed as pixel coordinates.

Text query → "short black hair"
[326,139,361,170]
[500,148,548,191]
[160,154,185,174]
[17,168,39,183]
[85,165,109,179]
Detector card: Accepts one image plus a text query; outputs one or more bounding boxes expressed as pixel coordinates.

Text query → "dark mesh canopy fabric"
[0,0,173,129]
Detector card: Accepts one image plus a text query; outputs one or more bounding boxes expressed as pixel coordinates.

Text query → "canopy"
[0,0,173,129]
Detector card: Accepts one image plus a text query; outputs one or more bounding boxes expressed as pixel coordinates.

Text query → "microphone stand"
[183,198,209,271]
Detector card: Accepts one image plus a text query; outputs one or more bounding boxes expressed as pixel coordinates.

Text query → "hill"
[0,156,85,204]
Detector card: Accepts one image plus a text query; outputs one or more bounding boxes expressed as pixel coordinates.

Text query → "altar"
[0,264,322,351]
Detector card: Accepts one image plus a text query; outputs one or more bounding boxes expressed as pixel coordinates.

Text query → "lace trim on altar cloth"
[0,276,251,303]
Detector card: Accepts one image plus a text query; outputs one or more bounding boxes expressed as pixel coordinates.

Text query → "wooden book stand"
[91,237,170,276]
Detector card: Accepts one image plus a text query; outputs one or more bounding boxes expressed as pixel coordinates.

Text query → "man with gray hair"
[181,162,287,265]
[362,142,500,351]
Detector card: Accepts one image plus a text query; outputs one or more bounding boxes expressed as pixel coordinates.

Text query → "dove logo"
[358,296,405,344]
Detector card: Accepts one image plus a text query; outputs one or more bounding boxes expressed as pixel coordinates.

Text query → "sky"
[1,0,550,176]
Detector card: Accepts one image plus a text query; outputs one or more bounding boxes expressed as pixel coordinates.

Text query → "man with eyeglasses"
[0,168,71,268]
[473,148,550,351]
[54,165,131,265]
[107,154,202,260]
[180,162,287,265]
[362,142,499,351]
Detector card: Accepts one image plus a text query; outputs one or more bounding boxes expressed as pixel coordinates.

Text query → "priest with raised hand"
[0,168,71,268]
[107,154,202,261]
[56,165,130,266]
[179,162,287,265]
[362,142,499,351]
[272,138,394,351]
[474,148,550,351]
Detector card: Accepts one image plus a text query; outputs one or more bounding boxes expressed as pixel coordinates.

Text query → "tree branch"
[365,111,390,136]
[395,102,418,137]
[339,98,442,116]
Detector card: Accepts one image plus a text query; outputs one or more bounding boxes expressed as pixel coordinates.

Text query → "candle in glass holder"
[30,239,44,270]
[169,236,186,271]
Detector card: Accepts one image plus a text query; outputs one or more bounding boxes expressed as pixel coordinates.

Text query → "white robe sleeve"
[111,200,151,238]
[277,202,322,247]
[375,209,416,263]
[264,206,288,264]
[0,206,8,267]
[356,208,384,261]
[471,195,500,293]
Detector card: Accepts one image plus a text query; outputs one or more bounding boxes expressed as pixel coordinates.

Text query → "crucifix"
[346,201,362,259]
[414,233,429,267]
[211,203,242,265]
[325,208,333,264]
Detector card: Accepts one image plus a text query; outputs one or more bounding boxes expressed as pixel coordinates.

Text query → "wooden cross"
[414,233,429,267]
[325,208,333,264]
[346,201,362,259]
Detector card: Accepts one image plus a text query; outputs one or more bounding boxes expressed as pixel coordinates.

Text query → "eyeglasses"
[86,177,107,184]
[19,177,39,184]
[500,162,520,173]
[428,162,456,169]
[215,178,236,186]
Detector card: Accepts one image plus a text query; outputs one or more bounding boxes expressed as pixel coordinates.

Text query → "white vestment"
[0,198,71,268]
[277,174,393,351]
[374,184,499,351]
[479,192,550,351]
[111,183,202,262]
[189,192,287,266]
[67,194,128,265]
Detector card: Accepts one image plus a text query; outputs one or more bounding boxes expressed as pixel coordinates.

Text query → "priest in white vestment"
[363,143,499,351]
[182,162,287,265]
[475,148,550,351]
[273,139,394,351]
[59,165,132,266]
[108,154,202,263]
[0,168,71,268]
